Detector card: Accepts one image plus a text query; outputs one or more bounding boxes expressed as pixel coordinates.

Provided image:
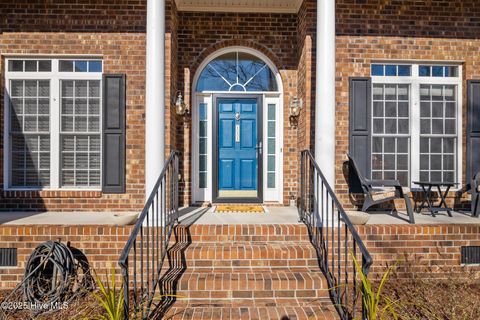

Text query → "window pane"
[88,61,103,72]
[268,138,275,154]
[398,65,411,76]
[11,135,50,187]
[60,79,102,188]
[385,65,397,76]
[75,80,88,97]
[432,66,443,77]
[397,85,409,100]
[59,60,74,72]
[419,138,457,183]
[196,51,277,92]
[385,102,396,117]
[24,60,37,72]
[372,84,411,185]
[267,173,275,188]
[199,172,207,188]
[198,102,208,188]
[61,135,100,187]
[419,66,430,77]
[9,79,51,188]
[373,101,383,117]
[75,61,88,72]
[9,60,23,72]
[385,85,396,100]
[398,102,409,117]
[432,102,443,117]
[268,104,275,120]
[199,155,207,171]
[38,60,52,72]
[371,64,384,76]
[385,119,397,134]
[268,122,275,137]
[268,155,275,171]
[89,81,101,97]
[373,119,384,134]
[444,66,458,77]
[373,85,383,100]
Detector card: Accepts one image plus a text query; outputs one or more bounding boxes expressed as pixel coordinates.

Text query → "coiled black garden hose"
[22,241,76,305]
[0,240,92,317]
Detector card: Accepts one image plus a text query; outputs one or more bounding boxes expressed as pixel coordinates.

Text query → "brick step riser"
[174,290,330,300]
[169,235,311,243]
[180,247,317,260]
[165,305,339,320]
[171,225,310,239]
[171,298,334,308]
[183,259,319,268]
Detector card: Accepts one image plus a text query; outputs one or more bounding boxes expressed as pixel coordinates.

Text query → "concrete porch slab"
[366,210,480,225]
[178,206,301,225]
[0,211,138,225]
[178,206,480,225]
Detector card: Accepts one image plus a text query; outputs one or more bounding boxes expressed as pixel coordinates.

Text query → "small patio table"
[413,181,458,217]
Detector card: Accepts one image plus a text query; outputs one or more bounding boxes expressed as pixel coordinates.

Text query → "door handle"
[255,142,262,158]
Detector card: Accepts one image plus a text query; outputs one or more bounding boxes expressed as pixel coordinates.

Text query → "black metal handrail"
[300,150,373,320]
[119,150,180,320]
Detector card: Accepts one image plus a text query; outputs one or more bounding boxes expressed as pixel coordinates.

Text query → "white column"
[315,0,336,186]
[145,0,165,197]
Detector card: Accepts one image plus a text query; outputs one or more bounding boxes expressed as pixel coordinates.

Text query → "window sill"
[2,189,103,198]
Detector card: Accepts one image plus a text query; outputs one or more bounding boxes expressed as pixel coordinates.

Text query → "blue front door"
[217,98,259,199]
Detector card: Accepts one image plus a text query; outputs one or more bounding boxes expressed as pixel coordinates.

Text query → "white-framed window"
[4,58,103,190]
[371,63,462,188]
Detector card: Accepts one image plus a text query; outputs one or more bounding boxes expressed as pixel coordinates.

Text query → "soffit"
[175,0,302,13]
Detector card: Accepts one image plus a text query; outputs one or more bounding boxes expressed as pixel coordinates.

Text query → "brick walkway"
[159,224,339,319]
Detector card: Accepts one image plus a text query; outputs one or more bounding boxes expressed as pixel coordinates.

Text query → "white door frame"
[191,46,284,204]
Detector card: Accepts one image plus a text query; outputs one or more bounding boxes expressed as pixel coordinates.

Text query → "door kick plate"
[235,124,240,142]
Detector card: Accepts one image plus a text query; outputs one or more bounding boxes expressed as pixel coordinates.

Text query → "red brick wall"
[0,32,147,211]
[2,0,480,210]
[0,1,179,211]
[0,224,477,289]
[0,225,133,289]
[334,0,480,209]
[175,11,302,205]
[357,224,480,278]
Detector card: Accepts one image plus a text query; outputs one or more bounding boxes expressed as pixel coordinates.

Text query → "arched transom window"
[196,51,278,92]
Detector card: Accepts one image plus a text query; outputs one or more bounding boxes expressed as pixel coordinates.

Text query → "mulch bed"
[0,290,101,320]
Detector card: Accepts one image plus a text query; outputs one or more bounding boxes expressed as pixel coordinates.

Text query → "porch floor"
[0,211,138,225]
[0,207,477,225]
[179,206,480,225]
[178,206,301,225]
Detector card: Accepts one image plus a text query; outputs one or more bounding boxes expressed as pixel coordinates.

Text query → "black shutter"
[467,80,480,182]
[102,74,126,193]
[349,77,371,192]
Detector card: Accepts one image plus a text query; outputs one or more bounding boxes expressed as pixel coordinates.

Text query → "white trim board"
[175,0,302,13]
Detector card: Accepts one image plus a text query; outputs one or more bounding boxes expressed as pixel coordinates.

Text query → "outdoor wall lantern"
[289,96,303,127]
[174,91,190,118]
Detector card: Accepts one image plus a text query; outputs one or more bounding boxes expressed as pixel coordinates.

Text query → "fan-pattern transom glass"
[196,51,278,92]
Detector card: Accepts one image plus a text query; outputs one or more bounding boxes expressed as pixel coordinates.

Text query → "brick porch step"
[173,270,329,300]
[170,224,311,243]
[164,305,339,320]
[159,224,337,319]
[180,242,319,268]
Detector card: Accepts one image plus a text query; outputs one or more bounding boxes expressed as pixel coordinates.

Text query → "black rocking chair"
[471,171,480,218]
[348,154,415,224]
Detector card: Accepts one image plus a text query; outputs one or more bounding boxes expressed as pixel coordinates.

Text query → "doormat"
[215,205,264,213]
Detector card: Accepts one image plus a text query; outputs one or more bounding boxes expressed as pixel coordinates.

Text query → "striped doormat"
[215,205,264,213]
